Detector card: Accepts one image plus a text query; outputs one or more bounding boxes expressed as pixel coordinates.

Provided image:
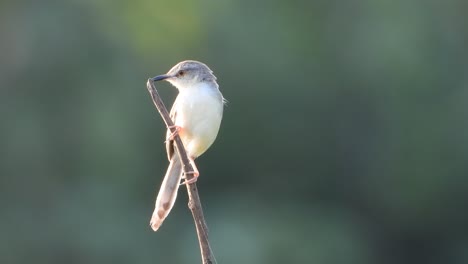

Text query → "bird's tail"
[150,156,182,231]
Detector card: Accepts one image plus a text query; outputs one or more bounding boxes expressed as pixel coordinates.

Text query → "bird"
[149,60,225,231]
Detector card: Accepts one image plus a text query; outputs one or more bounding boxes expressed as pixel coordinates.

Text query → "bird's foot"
[165,125,182,142]
[180,170,199,185]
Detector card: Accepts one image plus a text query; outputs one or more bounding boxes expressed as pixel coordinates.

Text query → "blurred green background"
[1,0,468,263]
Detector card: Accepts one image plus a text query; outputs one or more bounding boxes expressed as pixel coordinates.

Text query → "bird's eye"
[178,70,185,77]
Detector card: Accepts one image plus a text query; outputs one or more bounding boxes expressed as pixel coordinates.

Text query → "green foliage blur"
[1,0,468,263]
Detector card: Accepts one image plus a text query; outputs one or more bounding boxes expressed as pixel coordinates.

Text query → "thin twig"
[146,79,215,264]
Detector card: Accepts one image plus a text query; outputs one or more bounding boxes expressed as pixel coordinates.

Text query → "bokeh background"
[1,0,468,263]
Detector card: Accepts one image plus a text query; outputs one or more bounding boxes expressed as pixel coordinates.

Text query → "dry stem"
[146,79,215,264]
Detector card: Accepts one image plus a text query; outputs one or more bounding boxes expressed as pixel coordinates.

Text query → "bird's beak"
[152,74,173,82]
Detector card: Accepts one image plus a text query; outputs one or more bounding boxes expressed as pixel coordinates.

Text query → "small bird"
[149,60,225,231]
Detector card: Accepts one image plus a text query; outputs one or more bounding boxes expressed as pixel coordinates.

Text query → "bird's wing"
[165,98,178,161]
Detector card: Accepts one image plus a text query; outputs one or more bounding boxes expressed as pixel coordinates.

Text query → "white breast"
[173,83,224,158]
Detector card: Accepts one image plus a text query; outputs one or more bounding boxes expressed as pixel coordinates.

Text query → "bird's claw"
[165,125,182,142]
[180,170,199,185]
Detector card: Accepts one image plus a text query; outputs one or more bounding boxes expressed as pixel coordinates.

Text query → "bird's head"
[152,60,217,89]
